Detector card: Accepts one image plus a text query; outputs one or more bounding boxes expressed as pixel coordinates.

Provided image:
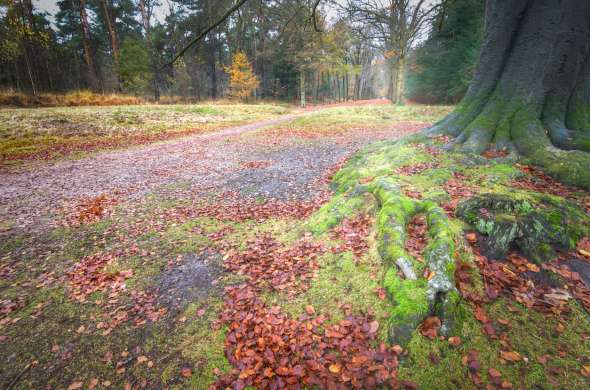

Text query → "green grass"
[0,103,291,164]
[268,104,452,134]
[2,104,589,389]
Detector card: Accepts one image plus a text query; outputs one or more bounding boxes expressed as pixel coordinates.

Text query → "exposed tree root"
[426,99,590,190]
[328,178,462,346]
[370,179,460,345]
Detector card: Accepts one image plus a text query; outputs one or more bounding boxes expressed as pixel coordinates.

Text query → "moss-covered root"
[511,109,590,190]
[369,179,459,346]
[456,193,590,263]
[425,98,590,190]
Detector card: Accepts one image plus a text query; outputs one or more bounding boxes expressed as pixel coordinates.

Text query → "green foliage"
[117,38,153,94]
[407,0,485,103]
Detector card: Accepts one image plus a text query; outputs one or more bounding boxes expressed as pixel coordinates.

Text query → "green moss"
[306,193,370,235]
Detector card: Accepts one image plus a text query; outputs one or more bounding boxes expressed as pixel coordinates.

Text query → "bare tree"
[342,0,441,104]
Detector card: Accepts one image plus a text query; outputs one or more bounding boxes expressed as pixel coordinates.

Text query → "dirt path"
[0,104,421,236]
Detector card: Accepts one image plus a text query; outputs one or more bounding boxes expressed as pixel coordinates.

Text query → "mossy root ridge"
[308,136,462,346]
[425,95,590,190]
[367,178,459,346]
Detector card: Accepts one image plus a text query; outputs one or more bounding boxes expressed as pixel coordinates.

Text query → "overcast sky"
[33,0,170,24]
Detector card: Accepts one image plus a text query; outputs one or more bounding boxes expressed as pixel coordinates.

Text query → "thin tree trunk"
[100,0,121,90]
[207,0,217,99]
[395,56,405,105]
[139,0,159,100]
[78,0,100,91]
[299,69,306,108]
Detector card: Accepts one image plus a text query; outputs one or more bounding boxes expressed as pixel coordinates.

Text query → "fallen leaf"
[181,367,192,377]
[448,336,461,347]
[419,316,441,340]
[500,351,522,362]
[329,363,342,374]
[67,382,83,390]
[368,320,379,333]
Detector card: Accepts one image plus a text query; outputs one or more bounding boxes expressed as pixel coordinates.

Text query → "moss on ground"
[306,135,590,388]
[2,104,590,388]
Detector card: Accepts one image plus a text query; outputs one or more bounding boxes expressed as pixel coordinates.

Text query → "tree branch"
[311,0,322,32]
[160,0,250,70]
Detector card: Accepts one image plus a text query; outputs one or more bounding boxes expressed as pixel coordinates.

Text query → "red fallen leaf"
[67,382,83,390]
[181,367,192,377]
[375,287,387,300]
[233,379,245,390]
[305,305,315,315]
[537,354,549,365]
[474,306,489,323]
[263,367,275,378]
[483,322,496,337]
[488,368,502,384]
[359,175,375,184]
[500,351,522,362]
[368,320,379,333]
[419,316,441,340]
[276,366,290,376]
[468,359,480,372]
[239,368,256,379]
[555,323,565,333]
[448,336,461,347]
[466,232,477,244]
[482,149,509,159]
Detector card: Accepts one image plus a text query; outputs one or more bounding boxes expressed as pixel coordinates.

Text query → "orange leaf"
[500,351,522,362]
[329,363,342,374]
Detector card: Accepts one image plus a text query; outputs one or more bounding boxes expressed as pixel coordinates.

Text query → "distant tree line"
[0,0,484,105]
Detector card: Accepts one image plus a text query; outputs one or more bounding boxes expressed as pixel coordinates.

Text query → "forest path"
[0,101,423,236]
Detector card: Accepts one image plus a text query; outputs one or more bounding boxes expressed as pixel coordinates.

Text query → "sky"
[33,0,170,25]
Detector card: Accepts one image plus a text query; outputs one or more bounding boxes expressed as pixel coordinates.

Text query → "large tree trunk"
[427,0,590,189]
[79,0,100,91]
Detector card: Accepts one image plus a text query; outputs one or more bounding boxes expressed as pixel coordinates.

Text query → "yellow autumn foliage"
[224,51,259,100]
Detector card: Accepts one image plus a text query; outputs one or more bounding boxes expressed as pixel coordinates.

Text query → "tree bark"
[207,0,217,99]
[426,0,590,189]
[78,0,100,91]
[138,0,159,101]
[300,69,306,108]
[100,0,121,90]
[394,56,405,105]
